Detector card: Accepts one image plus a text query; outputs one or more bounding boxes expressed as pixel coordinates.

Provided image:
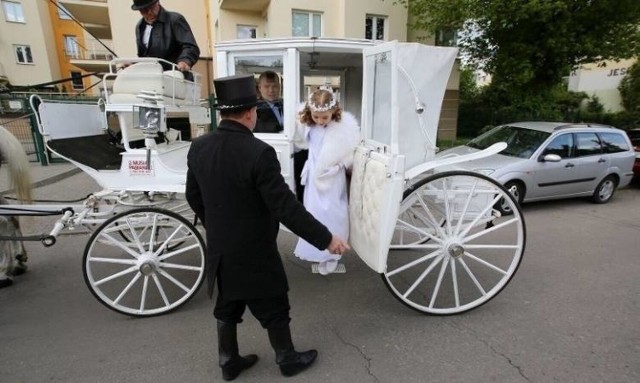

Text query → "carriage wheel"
[383,171,526,315]
[83,207,206,317]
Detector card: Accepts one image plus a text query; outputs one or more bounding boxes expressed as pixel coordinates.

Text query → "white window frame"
[365,15,387,41]
[292,11,322,37]
[236,24,257,39]
[64,35,80,58]
[14,45,33,64]
[2,0,25,23]
[57,4,72,20]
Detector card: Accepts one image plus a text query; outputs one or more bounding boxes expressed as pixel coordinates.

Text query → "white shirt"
[143,24,153,48]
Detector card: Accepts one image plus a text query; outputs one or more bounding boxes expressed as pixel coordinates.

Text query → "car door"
[574,132,608,193]
[530,133,584,199]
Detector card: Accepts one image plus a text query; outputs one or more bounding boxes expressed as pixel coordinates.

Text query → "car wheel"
[591,175,617,204]
[497,181,524,215]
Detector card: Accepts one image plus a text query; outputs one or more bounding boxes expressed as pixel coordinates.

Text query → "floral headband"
[307,88,337,112]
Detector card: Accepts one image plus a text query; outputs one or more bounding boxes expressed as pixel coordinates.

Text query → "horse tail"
[0,125,32,202]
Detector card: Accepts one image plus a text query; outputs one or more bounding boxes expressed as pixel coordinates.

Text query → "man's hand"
[177,61,191,72]
[327,235,350,256]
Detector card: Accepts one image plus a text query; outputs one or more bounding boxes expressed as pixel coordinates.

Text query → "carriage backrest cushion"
[39,102,105,140]
[112,62,164,96]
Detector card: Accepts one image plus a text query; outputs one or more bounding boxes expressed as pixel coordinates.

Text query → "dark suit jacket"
[135,6,200,71]
[186,120,332,300]
[254,100,284,133]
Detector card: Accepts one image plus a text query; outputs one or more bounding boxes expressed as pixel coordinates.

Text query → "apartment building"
[1,0,460,137]
[568,58,637,112]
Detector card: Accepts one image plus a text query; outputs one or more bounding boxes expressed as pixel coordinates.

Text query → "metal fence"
[0,95,42,163]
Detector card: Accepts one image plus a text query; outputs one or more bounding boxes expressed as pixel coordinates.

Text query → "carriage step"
[311,263,346,274]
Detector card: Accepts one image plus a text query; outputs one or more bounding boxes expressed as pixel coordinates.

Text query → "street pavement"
[0,166,639,383]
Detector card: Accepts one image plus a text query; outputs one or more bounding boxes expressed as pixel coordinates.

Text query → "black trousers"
[293,150,309,203]
[214,293,291,330]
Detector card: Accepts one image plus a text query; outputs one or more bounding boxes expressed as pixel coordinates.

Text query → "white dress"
[294,113,359,264]
[294,127,349,263]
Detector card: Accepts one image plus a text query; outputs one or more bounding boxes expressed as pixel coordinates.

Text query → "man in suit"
[131,0,199,79]
[186,75,349,381]
[255,71,284,133]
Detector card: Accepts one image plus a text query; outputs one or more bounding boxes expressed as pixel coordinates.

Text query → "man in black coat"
[186,74,349,381]
[132,0,199,77]
[255,71,284,133]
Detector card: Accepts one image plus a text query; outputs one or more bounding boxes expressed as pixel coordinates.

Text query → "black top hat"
[213,75,259,110]
[131,0,158,10]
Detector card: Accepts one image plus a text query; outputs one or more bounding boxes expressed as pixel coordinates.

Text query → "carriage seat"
[108,62,198,105]
[47,134,124,171]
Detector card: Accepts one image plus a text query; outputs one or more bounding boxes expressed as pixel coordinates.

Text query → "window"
[2,0,24,23]
[57,4,72,20]
[543,134,574,159]
[575,133,602,157]
[64,35,80,58]
[599,132,630,153]
[292,11,321,37]
[436,29,458,47]
[237,25,257,39]
[70,71,84,90]
[365,15,386,40]
[14,45,33,64]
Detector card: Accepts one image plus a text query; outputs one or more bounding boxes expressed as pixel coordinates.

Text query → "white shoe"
[317,261,329,275]
[324,259,339,274]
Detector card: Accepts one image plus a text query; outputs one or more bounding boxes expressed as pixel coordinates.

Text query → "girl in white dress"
[293,89,360,274]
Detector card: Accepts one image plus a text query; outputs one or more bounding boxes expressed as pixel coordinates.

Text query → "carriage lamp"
[133,103,166,170]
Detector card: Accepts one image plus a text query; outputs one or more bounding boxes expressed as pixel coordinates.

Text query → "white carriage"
[5,38,524,317]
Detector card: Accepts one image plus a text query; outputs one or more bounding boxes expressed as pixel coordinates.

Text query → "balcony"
[67,38,115,74]
[59,0,111,39]
[219,0,270,12]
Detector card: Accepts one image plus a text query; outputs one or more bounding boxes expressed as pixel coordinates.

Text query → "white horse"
[0,125,32,287]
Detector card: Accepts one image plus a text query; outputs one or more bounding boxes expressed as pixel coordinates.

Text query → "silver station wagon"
[437,122,636,213]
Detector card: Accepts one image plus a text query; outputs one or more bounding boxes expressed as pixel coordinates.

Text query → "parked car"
[437,122,636,213]
[625,128,640,178]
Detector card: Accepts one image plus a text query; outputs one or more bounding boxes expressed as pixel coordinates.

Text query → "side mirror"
[540,153,562,163]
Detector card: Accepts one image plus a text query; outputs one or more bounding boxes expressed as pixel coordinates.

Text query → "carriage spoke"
[403,253,444,298]
[99,232,141,259]
[462,217,519,242]
[88,257,137,265]
[160,262,202,271]
[148,214,160,252]
[113,272,142,305]
[126,216,146,253]
[454,179,479,236]
[439,178,454,236]
[464,244,520,249]
[151,273,171,307]
[395,218,443,244]
[415,193,447,238]
[158,243,201,261]
[464,251,508,275]
[458,194,503,239]
[386,249,441,277]
[157,268,191,293]
[152,224,185,256]
[140,275,149,312]
[428,256,450,308]
[450,259,460,308]
[458,257,487,296]
[94,266,138,286]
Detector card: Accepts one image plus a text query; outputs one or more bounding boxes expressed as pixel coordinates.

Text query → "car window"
[625,130,640,147]
[468,125,550,159]
[542,133,574,158]
[599,132,630,153]
[575,133,602,157]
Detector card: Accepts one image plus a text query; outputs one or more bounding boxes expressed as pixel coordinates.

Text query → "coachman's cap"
[213,75,259,110]
[131,0,158,11]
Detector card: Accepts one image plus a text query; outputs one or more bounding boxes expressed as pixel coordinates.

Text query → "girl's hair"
[298,89,342,125]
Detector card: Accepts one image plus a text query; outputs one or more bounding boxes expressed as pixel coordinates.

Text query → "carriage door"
[221,50,296,191]
[349,42,406,273]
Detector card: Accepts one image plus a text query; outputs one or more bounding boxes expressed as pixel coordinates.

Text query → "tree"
[397,0,640,95]
[619,61,640,112]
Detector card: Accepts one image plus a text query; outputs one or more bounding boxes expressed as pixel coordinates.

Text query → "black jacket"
[186,120,332,300]
[135,6,200,71]
[254,100,284,133]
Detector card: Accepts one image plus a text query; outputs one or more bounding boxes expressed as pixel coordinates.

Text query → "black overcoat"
[135,6,200,71]
[186,120,332,300]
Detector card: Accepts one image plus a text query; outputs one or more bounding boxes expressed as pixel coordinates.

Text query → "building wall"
[568,58,637,112]
[0,0,60,86]
[342,0,407,40]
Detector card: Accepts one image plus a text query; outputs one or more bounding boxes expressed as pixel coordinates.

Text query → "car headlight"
[474,168,495,176]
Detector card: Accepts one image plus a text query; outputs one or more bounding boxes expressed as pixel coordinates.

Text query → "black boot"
[267,326,318,377]
[217,321,258,381]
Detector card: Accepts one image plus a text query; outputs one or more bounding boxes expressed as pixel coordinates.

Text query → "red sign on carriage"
[127,160,154,176]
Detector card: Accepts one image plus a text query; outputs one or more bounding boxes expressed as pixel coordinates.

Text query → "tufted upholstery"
[349,147,405,273]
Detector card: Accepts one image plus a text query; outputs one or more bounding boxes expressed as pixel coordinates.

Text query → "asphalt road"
[1,171,639,383]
